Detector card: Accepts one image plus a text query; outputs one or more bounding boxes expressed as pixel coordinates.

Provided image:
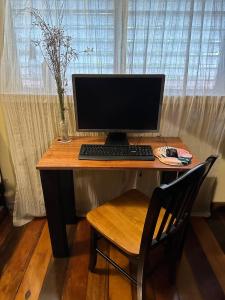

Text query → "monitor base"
[105,132,129,145]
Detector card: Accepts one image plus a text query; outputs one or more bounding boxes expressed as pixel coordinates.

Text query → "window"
[126,0,225,95]
[10,0,225,95]
[11,0,115,93]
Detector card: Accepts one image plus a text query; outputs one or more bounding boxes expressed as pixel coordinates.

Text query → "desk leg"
[58,170,76,224]
[40,170,76,257]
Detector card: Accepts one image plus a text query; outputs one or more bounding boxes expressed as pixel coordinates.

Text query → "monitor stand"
[105,132,129,145]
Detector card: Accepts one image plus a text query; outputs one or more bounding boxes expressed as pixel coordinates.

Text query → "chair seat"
[87,189,169,256]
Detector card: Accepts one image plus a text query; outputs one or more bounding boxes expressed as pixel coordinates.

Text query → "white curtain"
[0,0,225,225]
[0,0,6,59]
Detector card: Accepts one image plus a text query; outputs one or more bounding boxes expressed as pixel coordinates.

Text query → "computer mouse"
[166,148,178,157]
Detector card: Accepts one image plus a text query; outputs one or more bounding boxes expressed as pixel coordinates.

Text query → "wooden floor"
[1,210,225,300]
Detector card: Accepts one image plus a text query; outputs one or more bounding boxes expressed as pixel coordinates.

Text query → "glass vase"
[58,111,71,143]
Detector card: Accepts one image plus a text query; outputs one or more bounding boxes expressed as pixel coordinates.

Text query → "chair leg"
[177,223,189,261]
[167,236,179,284]
[137,255,146,300]
[89,227,98,272]
[167,223,189,280]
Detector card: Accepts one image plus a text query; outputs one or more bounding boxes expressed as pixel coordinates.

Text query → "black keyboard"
[79,144,155,161]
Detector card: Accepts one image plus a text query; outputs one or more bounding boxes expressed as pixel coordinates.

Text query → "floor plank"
[38,225,76,300]
[0,215,24,277]
[177,253,203,300]
[86,239,109,300]
[39,256,68,300]
[0,218,45,300]
[15,222,52,300]
[191,218,225,295]
[0,215,13,250]
[62,219,90,300]
[185,223,225,300]
[206,212,225,253]
[108,246,133,300]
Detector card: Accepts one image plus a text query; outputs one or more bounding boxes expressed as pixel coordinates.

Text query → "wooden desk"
[37,136,200,257]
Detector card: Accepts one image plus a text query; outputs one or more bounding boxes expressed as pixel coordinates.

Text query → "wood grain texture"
[15,222,52,300]
[206,212,225,253]
[87,189,171,255]
[0,215,13,250]
[185,224,225,300]
[108,246,132,300]
[87,189,149,255]
[191,218,225,295]
[177,254,203,300]
[36,136,200,171]
[38,225,75,300]
[86,239,109,300]
[0,219,25,276]
[0,218,45,300]
[62,219,90,300]
[39,256,68,300]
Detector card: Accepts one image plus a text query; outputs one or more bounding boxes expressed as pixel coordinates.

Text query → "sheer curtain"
[0,0,225,225]
[0,1,5,59]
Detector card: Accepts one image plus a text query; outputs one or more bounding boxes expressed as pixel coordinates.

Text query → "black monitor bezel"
[72,74,165,133]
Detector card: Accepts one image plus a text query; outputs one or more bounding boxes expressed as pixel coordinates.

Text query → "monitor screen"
[72,74,165,133]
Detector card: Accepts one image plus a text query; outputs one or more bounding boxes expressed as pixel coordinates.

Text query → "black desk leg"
[59,170,77,225]
[40,170,76,257]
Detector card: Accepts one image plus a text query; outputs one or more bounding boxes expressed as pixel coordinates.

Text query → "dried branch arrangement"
[31,8,92,123]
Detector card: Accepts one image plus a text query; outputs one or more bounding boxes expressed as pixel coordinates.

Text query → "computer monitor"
[72,74,165,145]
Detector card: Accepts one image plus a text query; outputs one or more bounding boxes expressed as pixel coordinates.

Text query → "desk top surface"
[36,136,200,171]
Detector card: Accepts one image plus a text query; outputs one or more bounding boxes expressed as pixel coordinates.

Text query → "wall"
[180,132,225,216]
[181,131,225,204]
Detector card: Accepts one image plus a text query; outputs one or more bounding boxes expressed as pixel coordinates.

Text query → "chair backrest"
[199,155,218,186]
[140,158,216,253]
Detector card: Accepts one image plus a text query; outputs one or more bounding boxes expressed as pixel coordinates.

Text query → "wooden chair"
[86,157,216,300]
[175,155,218,261]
